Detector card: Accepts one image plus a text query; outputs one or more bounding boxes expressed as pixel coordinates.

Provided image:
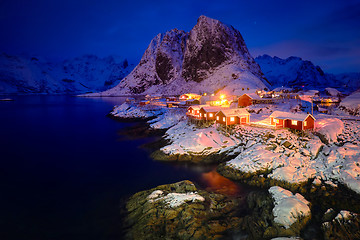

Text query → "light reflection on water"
[201,170,240,196]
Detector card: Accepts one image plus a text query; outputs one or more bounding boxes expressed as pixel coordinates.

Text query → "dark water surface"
[0,96,253,240]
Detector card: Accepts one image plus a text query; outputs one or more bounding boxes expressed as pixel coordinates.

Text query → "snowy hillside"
[0,53,133,94]
[88,15,270,96]
[255,55,360,93]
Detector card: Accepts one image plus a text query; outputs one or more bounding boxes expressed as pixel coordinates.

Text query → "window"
[292,120,297,125]
[204,114,207,117]
[275,119,279,124]
[216,116,219,120]
[188,109,191,113]
[304,121,307,127]
[209,113,213,117]
[230,117,235,122]
[200,113,202,117]
[223,117,226,122]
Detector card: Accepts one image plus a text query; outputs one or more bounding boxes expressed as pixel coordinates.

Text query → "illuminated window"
[304,121,307,127]
[188,110,191,112]
[230,117,235,122]
[292,120,297,125]
[191,110,193,113]
[204,114,207,117]
[223,117,226,122]
[209,113,213,117]
[216,116,219,120]
[275,119,279,124]
[200,113,202,117]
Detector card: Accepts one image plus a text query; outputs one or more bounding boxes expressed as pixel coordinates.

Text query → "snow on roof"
[242,93,262,100]
[269,111,315,121]
[189,104,207,111]
[186,99,199,102]
[218,108,250,117]
[200,106,223,112]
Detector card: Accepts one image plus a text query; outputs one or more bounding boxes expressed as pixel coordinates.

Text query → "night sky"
[1,0,359,73]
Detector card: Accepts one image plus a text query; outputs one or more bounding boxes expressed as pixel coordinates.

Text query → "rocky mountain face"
[255,54,360,93]
[94,15,269,96]
[0,53,132,94]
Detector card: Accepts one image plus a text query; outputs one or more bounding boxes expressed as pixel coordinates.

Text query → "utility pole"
[311,97,313,115]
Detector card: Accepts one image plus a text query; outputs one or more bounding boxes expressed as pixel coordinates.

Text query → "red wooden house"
[269,111,315,130]
[199,106,223,121]
[238,93,274,107]
[215,109,250,126]
[186,105,206,119]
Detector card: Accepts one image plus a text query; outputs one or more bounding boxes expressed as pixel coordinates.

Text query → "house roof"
[241,93,263,100]
[217,108,250,117]
[200,106,223,112]
[269,111,316,121]
[189,105,208,111]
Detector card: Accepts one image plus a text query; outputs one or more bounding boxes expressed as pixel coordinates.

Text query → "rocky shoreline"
[110,103,360,239]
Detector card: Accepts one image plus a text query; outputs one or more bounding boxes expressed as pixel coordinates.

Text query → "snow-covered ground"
[110,102,165,119]
[111,101,360,194]
[340,91,360,115]
[161,121,241,155]
[269,186,311,228]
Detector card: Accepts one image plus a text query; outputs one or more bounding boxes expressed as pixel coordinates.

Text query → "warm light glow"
[223,117,225,122]
[292,120,297,125]
[204,113,206,117]
[209,113,213,117]
[203,93,207,96]
[230,117,235,122]
[216,116,219,120]
[275,119,279,124]
[201,170,240,196]
[220,94,225,100]
[304,121,307,127]
[200,113,202,117]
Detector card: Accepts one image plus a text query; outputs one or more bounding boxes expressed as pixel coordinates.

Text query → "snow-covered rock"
[110,102,165,119]
[269,186,311,229]
[315,117,344,143]
[88,16,269,96]
[0,53,133,94]
[340,91,360,115]
[148,190,205,208]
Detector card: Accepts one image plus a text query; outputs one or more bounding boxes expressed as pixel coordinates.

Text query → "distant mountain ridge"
[0,53,133,94]
[89,15,270,96]
[255,54,360,93]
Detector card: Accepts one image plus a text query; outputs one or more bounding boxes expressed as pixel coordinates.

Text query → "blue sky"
[0,0,359,73]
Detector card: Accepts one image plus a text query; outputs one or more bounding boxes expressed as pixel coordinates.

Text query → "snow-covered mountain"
[90,15,270,96]
[0,53,133,94]
[255,54,360,93]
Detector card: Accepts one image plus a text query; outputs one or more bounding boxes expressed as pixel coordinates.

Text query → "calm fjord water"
[0,96,251,239]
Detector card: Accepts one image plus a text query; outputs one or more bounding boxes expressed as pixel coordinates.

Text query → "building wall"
[200,109,217,121]
[303,116,315,130]
[238,95,252,107]
[270,118,284,127]
[285,119,302,131]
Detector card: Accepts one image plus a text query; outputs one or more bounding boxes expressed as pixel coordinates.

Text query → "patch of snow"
[335,210,358,221]
[269,186,311,229]
[148,191,205,208]
[147,190,164,199]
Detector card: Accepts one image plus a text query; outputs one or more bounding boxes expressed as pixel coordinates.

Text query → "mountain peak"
[92,16,269,96]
